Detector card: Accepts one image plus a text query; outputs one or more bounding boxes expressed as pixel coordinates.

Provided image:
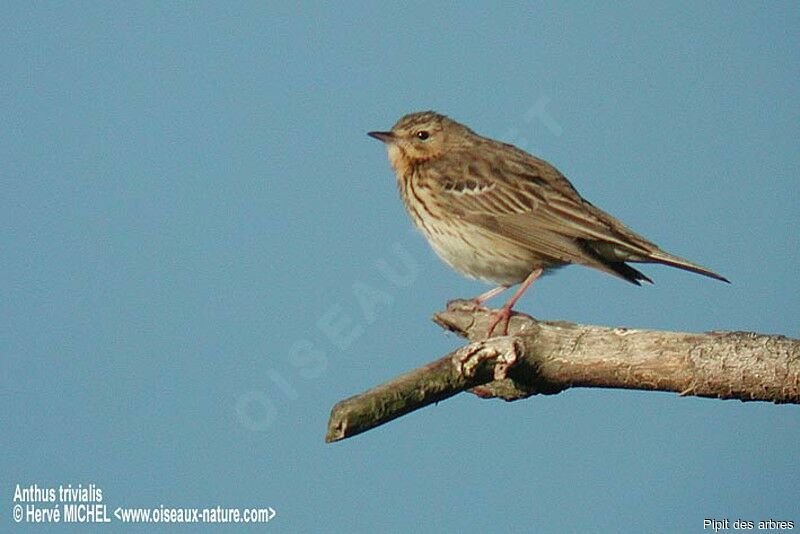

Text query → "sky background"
[3,2,798,532]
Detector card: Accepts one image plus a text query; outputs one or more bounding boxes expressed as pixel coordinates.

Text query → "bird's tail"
[580,239,729,285]
[642,249,730,283]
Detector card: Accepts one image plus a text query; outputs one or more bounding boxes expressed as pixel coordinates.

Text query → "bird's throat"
[388,144,434,176]
[387,144,414,175]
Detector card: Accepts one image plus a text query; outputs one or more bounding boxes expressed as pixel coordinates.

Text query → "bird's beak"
[368,131,395,143]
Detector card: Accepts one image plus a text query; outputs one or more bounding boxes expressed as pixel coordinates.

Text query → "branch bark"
[326,301,799,443]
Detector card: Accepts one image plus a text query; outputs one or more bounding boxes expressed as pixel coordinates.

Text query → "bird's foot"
[485,306,513,338]
[446,298,485,312]
[448,286,511,313]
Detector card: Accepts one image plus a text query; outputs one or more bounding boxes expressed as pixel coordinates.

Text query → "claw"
[486,306,513,337]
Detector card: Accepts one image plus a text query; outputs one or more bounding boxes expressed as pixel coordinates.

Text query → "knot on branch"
[453,337,519,380]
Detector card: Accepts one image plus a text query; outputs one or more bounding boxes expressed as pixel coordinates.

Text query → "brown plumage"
[369,111,728,335]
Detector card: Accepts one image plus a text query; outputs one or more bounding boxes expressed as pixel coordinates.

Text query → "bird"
[368,111,728,337]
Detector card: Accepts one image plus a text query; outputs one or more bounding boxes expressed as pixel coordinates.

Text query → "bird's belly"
[422,224,542,286]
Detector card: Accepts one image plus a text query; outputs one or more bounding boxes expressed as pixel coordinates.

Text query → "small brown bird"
[369,111,728,336]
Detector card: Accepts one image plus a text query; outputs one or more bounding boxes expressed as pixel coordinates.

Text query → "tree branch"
[326,301,799,443]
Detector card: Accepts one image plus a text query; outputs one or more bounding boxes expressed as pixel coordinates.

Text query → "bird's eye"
[416,130,430,141]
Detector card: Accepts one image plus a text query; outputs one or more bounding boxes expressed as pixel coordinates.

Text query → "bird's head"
[368,111,472,173]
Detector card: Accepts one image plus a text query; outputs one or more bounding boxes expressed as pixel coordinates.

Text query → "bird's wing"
[428,150,657,262]
[427,147,728,283]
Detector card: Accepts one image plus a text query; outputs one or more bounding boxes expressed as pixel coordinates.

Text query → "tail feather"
[642,250,730,283]
[578,239,654,285]
[605,262,653,286]
[582,239,729,284]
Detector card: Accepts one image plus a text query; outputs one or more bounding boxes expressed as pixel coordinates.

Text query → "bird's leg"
[486,268,543,337]
[448,285,509,312]
[471,285,509,306]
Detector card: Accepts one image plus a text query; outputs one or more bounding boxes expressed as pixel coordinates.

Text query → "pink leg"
[486,268,543,337]
[470,285,509,306]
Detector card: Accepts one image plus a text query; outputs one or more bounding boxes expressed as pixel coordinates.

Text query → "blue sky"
[3,2,798,532]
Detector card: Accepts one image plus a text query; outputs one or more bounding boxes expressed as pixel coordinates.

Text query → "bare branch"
[326,301,800,443]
